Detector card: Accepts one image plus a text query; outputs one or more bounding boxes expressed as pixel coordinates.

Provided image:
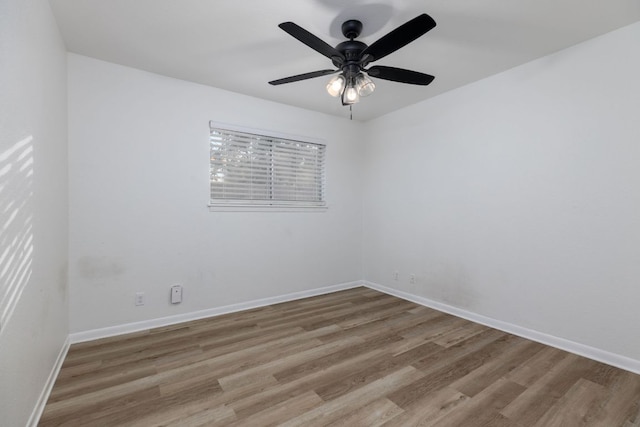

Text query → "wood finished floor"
[40,287,640,426]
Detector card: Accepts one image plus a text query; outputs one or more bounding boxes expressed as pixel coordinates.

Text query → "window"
[209,123,326,209]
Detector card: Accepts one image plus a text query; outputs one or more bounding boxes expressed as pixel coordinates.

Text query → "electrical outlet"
[393,271,399,281]
[135,292,145,306]
[409,274,416,284]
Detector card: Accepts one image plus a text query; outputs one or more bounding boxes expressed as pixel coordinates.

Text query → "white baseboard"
[28,336,70,427]
[69,281,364,344]
[364,281,640,375]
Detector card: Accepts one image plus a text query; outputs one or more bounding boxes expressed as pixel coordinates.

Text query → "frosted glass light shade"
[326,75,346,97]
[356,74,375,97]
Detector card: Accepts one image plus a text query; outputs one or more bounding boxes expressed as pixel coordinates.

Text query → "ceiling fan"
[269,14,436,107]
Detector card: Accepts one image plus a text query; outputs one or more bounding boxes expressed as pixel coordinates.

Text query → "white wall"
[363,22,640,361]
[68,54,364,333]
[0,0,69,425]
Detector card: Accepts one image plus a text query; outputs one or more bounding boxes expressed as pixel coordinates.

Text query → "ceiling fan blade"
[362,14,436,62]
[279,22,345,62]
[367,66,434,85]
[269,69,337,85]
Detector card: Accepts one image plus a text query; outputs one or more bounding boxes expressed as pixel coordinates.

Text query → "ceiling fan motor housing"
[335,40,368,76]
[341,19,363,39]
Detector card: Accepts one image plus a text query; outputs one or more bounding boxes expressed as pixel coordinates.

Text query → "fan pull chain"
[350,105,353,120]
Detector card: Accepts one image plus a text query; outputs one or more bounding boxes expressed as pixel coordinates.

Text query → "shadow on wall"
[0,135,34,331]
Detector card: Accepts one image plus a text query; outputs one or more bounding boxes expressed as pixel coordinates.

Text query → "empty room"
[2,0,640,425]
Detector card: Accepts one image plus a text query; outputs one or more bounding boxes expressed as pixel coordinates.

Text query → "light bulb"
[342,85,359,105]
[326,75,345,97]
[356,73,375,97]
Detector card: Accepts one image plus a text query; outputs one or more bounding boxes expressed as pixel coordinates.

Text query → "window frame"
[208,122,327,212]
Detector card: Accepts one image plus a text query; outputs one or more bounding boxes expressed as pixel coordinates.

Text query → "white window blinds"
[209,125,326,207]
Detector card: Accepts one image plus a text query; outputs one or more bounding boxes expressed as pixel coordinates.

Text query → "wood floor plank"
[431,378,526,427]
[397,312,464,340]
[504,345,569,387]
[272,329,404,384]
[379,386,470,426]
[48,364,158,403]
[330,397,404,426]
[226,390,323,427]
[157,325,305,371]
[388,333,523,409]
[314,341,443,401]
[450,338,545,397]
[430,321,489,348]
[298,298,414,332]
[39,287,640,426]
[278,366,423,426]
[163,405,236,427]
[532,378,608,427]
[581,369,640,426]
[410,327,506,373]
[112,382,228,427]
[217,335,364,391]
[500,353,600,425]
[39,385,162,427]
[229,347,391,419]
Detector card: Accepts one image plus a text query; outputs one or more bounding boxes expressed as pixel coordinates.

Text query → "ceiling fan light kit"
[336,73,376,106]
[269,13,436,111]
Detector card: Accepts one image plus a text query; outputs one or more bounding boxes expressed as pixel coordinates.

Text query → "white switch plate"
[171,285,182,304]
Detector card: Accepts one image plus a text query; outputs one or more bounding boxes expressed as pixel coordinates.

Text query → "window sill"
[208,204,328,213]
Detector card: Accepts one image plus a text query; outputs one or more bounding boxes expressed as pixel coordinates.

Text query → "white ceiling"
[50,0,640,121]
